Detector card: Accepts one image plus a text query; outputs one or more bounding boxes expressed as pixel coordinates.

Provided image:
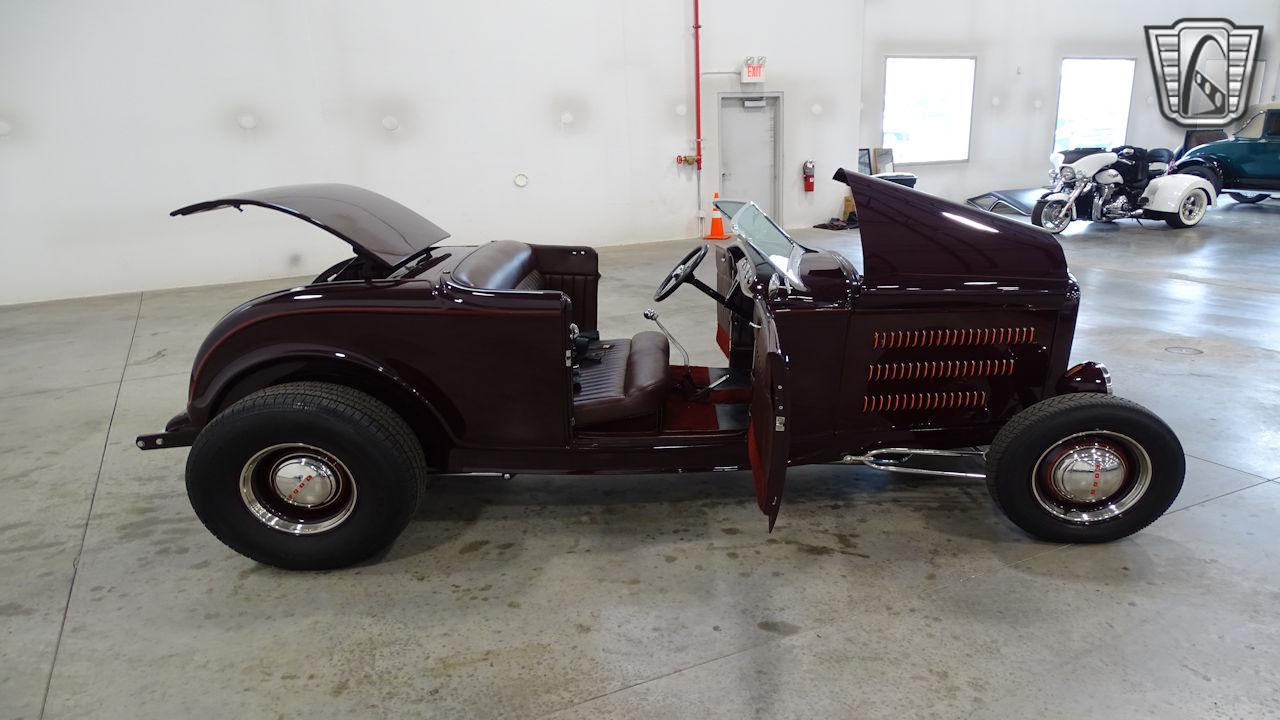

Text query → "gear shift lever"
[644,308,691,372]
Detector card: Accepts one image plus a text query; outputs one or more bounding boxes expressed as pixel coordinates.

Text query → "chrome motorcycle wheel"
[1033,199,1071,233]
[1165,189,1210,228]
[1179,191,1207,224]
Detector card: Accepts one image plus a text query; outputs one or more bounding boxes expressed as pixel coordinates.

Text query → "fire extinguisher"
[803,160,815,192]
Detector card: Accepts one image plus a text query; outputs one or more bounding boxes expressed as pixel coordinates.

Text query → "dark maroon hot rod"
[139,171,1184,569]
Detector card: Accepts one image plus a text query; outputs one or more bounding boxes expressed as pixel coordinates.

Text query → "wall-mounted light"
[237,113,259,130]
[382,115,400,131]
[513,173,529,188]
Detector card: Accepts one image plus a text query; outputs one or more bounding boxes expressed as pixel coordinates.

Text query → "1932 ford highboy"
[139,170,1184,570]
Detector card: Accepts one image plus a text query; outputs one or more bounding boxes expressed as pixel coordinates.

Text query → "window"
[881,57,975,163]
[1052,58,1135,152]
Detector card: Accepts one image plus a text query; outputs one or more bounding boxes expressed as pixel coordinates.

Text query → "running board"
[838,448,987,479]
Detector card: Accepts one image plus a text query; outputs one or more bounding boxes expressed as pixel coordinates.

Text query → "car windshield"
[714,200,809,290]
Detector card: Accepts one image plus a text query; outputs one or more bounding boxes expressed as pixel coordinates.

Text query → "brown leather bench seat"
[449,240,547,291]
[449,241,672,428]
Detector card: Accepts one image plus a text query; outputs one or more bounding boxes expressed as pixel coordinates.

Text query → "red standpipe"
[693,0,702,170]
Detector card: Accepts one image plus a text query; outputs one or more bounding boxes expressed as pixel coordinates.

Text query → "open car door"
[747,297,790,529]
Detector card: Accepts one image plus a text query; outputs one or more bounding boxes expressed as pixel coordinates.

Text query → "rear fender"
[1141,175,1216,214]
[195,348,460,464]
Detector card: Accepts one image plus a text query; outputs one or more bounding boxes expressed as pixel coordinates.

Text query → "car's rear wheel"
[1031,198,1071,233]
[186,382,427,570]
[1164,188,1210,228]
[985,394,1184,543]
[1226,192,1270,204]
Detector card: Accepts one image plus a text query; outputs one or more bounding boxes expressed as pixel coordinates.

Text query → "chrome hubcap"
[1032,431,1151,524]
[239,443,357,535]
[1180,192,1206,223]
[1047,445,1126,503]
[270,455,339,507]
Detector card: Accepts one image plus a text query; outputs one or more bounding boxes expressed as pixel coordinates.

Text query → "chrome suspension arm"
[838,448,988,479]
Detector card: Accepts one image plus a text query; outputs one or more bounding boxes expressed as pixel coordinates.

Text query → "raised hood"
[832,169,1068,292]
[172,183,450,269]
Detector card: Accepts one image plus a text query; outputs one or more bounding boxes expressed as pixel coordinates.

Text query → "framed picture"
[857,147,896,174]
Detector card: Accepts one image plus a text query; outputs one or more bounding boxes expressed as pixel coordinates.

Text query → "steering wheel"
[654,244,709,301]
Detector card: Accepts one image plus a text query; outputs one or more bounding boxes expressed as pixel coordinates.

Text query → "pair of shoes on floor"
[813,215,859,231]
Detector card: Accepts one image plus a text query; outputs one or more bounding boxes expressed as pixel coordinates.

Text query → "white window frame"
[879,55,977,165]
[1050,56,1136,154]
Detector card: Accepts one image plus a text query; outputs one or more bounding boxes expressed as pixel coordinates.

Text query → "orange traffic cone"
[703,192,732,240]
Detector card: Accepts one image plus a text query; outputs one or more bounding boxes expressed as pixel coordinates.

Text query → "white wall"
[860,0,1280,202]
[8,0,1279,305]
[0,0,864,305]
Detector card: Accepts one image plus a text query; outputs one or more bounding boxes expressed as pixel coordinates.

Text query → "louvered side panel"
[861,391,988,413]
[871,326,1037,349]
[867,358,1016,381]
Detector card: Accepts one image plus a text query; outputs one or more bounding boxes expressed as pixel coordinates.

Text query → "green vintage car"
[1172,102,1280,204]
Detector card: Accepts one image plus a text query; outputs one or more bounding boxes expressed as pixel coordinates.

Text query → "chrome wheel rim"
[1179,191,1207,224]
[1031,431,1151,524]
[1040,201,1071,232]
[239,443,357,534]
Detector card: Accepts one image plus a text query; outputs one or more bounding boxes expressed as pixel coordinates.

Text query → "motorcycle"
[1032,145,1216,233]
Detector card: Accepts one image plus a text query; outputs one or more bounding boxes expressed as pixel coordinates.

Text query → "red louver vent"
[868,359,1015,381]
[862,391,988,413]
[872,327,1036,349]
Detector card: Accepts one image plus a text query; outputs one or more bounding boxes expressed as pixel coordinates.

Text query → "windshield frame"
[715,200,811,291]
[1234,110,1267,138]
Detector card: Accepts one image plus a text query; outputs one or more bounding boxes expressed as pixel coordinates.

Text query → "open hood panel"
[832,169,1068,292]
[172,183,450,269]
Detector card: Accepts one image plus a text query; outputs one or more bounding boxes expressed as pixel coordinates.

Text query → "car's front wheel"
[985,394,1184,543]
[186,382,427,570]
[1178,165,1221,192]
[1031,198,1071,233]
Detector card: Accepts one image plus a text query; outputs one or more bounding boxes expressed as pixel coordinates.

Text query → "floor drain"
[1164,346,1204,355]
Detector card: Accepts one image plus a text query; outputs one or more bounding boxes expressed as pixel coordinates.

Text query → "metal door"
[747,296,789,530]
[719,95,781,220]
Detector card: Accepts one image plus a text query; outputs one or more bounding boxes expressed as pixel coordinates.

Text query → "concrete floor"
[3,199,1279,719]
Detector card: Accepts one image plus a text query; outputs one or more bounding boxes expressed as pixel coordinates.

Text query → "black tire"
[1030,199,1047,227]
[186,382,427,570]
[985,394,1184,543]
[1178,164,1221,192]
[1226,192,1269,204]
[1163,188,1210,228]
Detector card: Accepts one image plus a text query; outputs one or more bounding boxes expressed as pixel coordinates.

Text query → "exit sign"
[741,56,766,83]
